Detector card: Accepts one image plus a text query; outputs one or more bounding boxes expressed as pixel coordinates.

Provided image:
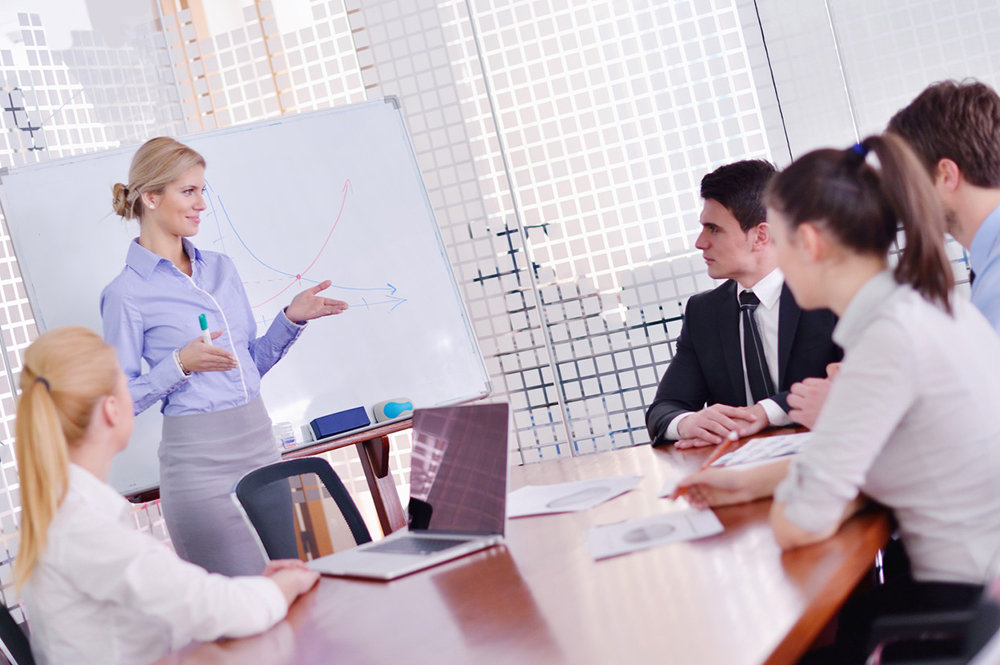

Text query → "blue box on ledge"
[309,406,370,439]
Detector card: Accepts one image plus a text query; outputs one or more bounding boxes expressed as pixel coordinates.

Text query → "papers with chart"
[711,431,812,467]
[585,509,724,560]
[507,475,643,518]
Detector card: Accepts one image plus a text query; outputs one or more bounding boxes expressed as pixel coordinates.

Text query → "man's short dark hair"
[887,80,1000,188]
[699,159,776,232]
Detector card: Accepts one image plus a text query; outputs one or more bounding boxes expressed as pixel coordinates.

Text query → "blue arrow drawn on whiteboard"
[337,284,407,311]
[332,282,397,295]
[255,287,407,328]
[357,293,407,312]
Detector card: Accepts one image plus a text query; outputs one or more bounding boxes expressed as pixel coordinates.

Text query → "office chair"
[232,457,372,562]
[0,603,34,665]
[865,570,1000,665]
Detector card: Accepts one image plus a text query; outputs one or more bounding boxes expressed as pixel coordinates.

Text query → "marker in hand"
[199,313,213,345]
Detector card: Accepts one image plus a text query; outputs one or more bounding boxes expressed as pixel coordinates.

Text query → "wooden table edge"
[763,511,893,665]
[280,417,413,459]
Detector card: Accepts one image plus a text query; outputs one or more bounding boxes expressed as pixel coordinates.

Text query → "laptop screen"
[408,403,509,535]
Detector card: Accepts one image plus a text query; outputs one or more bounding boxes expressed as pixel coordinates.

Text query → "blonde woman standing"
[16,326,318,665]
[101,137,348,576]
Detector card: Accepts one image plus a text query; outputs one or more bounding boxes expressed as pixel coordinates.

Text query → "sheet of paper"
[657,478,679,498]
[585,509,724,560]
[507,475,643,518]
[711,431,812,467]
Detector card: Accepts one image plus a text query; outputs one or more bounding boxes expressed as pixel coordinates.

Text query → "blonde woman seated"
[15,327,318,665]
[674,135,1000,663]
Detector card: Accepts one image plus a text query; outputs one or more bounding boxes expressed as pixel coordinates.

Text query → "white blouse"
[23,464,288,665]
[775,271,1000,584]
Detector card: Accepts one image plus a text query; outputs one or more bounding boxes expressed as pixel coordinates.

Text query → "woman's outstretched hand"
[285,280,349,323]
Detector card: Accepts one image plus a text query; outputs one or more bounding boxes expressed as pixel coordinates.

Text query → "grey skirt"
[159,396,293,576]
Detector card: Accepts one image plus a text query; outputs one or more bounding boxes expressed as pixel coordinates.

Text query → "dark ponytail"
[867,135,953,311]
[765,133,953,313]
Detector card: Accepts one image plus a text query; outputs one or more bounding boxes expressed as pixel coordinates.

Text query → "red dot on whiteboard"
[296,274,301,279]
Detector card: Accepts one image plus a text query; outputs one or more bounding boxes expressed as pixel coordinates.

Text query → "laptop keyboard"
[366,536,470,555]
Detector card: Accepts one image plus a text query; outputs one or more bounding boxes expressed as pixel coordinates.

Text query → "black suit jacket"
[645,280,842,444]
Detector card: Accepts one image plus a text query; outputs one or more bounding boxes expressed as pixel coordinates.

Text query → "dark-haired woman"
[101,137,348,576]
[674,135,1000,662]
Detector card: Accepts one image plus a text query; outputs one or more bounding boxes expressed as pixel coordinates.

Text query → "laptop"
[307,402,509,580]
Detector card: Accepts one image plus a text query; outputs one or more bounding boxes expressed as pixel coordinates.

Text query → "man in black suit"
[645,160,841,448]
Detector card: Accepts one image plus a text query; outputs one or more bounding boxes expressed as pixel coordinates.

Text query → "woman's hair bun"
[111,182,135,219]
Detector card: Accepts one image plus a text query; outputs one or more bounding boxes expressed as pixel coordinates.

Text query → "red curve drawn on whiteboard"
[250,179,353,308]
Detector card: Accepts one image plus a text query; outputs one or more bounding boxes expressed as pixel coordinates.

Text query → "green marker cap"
[199,313,208,330]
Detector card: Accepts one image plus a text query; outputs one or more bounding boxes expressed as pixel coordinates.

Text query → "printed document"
[711,432,812,467]
[507,475,642,518]
[585,509,724,560]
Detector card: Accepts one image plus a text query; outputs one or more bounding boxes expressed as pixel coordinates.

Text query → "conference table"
[153,436,890,665]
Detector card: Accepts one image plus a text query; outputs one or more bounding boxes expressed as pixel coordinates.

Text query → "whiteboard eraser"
[373,398,414,422]
[310,407,370,439]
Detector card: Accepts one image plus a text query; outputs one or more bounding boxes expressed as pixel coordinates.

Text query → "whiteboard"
[0,98,490,495]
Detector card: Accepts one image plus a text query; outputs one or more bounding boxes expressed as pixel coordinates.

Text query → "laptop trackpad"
[366,536,471,555]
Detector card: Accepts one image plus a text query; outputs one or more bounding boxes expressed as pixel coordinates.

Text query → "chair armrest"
[866,609,975,660]
[868,609,975,649]
[873,659,965,665]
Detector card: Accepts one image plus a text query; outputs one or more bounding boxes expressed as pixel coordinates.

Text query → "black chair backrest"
[966,601,1000,656]
[965,556,1000,661]
[234,457,372,560]
[0,603,34,665]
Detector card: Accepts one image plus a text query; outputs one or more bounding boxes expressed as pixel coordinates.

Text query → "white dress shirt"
[24,464,288,665]
[669,267,791,439]
[775,271,1000,584]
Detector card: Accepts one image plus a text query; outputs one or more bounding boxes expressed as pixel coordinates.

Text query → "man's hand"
[675,403,770,448]
[787,362,841,429]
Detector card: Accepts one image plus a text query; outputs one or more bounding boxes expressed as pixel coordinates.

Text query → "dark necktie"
[739,290,775,404]
[970,268,976,286]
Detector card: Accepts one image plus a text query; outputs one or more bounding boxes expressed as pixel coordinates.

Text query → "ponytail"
[766,133,953,312]
[14,327,118,591]
[864,134,953,313]
[14,380,70,590]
